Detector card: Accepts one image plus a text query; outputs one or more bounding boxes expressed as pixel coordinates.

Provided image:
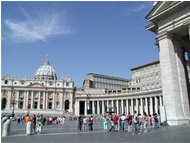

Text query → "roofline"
[130,60,160,71]
[145,1,162,19]
[87,73,129,81]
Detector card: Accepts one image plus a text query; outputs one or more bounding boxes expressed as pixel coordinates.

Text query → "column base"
[167,118,190,126]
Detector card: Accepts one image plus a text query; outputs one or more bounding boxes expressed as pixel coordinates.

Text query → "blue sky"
[1,1,159,87]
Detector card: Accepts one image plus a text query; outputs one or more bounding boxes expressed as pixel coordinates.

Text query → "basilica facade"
[1,57,75,115]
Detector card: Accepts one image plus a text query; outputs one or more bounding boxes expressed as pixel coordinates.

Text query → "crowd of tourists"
[78,115,94,131]
[2,114,66,135]
[2,111,160,136]
[76,111,160,135]
[103,111,160,135]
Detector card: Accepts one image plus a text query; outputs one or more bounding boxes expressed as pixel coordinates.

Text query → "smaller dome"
[34,56,57,80]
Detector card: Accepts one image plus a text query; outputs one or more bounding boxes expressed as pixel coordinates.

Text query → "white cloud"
[116,3,152,18]
[3,8,70,43]
[132,4,147,12]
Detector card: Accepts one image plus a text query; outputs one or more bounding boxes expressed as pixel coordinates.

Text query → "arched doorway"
[1,98,7,110]
[65,100,69,111]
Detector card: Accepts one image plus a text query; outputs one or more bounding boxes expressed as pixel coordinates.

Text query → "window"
[19,101,23,109]
[5,80,8,84]
[21,80,24,85]
[34,102,38,109]
[48,102,52,109]
[66,82,69,86]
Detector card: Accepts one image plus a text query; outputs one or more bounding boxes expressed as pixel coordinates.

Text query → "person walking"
[133,111,140,135]
[113,114,119,131]
[103,117,109,132]
[78,115,83,131]
[17,116,21,125]
[83,116,88,131]
[143,111,148,133]
[109,117,114,132]
[32,114,37,134]
[120,114,126,131]
[87,116,93,131]
[153,113,159,128]
[127,112,133,132]
[36,114,44,134]
[25,114,30,124]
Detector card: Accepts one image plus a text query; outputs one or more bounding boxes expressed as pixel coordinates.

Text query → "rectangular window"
[34,102,38,109]
[48,102,52,109]
[19,101,23,109]
[5,80,8,84]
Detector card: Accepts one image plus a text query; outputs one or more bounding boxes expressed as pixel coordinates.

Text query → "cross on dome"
[44,55,50,65]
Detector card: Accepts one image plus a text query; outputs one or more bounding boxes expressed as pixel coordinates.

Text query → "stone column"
[111,100,114,108]
[131,99,134,114]
[140,98,143,114]
[116,100,119,115]
[75,100,79,116]
[43,92,46,109]
[102,100,105,114]
[155,96,158,114]
[31,91,34,109]
[22,91,26,109]
[38,92,41,109]
[159,96,162,106]
[92,100,94,114]
[97,101,100,115]
[84,100,87,115]
[126,99,128,114]
[52,92,55,110]
[134,99,138,112]
[7,91,12,110]
[46,92,48,109]
[70,93,73,113]
[15,91,19,109]
[157,33,190,125]
[145,98,148,115]
[60,93,63,111]
[25,91,29,110]
[150,97,153,115]
[121,99,124,114]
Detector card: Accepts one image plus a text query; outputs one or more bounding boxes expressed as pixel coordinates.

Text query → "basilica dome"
[34,56,57,80]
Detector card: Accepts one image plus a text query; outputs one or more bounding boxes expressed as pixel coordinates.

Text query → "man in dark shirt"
[32,114,37,134]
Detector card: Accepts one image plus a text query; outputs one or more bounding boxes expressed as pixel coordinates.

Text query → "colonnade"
[3,90,72,112]
[77,95,163,116]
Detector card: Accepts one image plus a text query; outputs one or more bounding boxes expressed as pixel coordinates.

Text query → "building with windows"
[130,61,161,91]
[75,61,163,116]
[83,73,129,90]
[1,57,75,115]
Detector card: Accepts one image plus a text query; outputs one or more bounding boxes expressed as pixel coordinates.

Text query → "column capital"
[156,31,174,41]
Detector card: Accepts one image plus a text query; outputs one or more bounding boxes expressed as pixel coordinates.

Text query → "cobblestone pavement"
[1,119,190,143]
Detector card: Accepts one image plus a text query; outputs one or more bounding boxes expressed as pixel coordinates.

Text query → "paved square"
[1,119,190,143]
